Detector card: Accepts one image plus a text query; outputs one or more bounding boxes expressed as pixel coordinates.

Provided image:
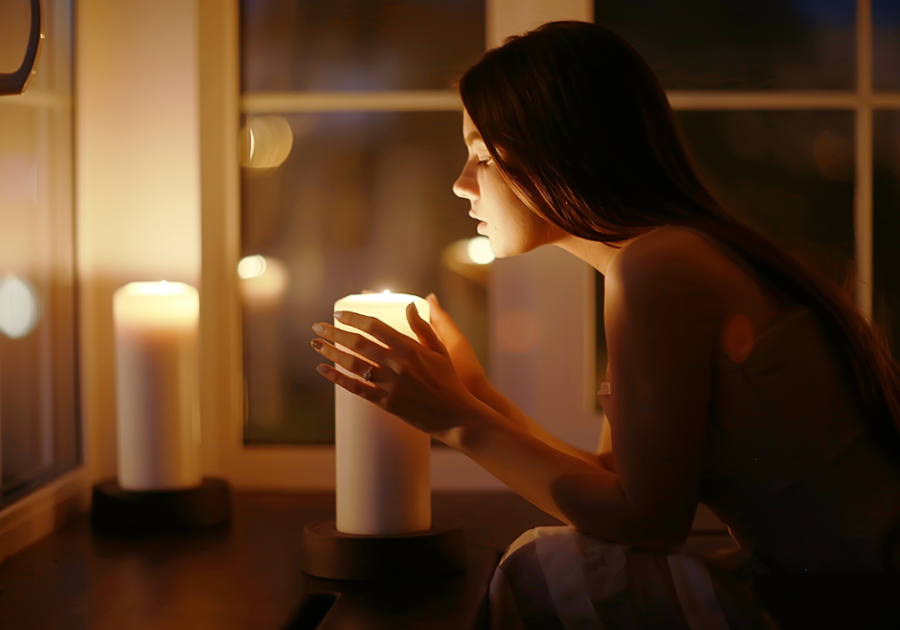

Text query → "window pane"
[874,111,900,363]
[595,111,855,406]
[0,0,77,505]
[240,0,485,92]
[874,0,900,90]
[593,0,855,90]
[240,111,484,444]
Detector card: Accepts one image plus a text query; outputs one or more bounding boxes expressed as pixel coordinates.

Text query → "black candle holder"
[90,477,232,536]
[301,520,467,581]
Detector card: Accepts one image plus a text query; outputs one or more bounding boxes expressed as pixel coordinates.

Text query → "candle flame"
[382,289,391,294]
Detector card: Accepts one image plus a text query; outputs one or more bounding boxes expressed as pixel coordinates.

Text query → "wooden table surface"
[0,491,568,630]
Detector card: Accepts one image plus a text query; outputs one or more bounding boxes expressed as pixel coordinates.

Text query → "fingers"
[311,318,398,368]
[310,337,381,383]
[425,293,463,343]
[407,302,449,358]
[314,364,385,403]
[330,310,411,354]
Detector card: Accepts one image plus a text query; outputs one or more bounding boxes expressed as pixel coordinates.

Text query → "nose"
[452,159,478,201]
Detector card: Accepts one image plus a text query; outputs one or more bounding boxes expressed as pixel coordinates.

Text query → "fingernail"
[316,365,328,375]
[426,293,438,304]
[312,324,324,334]
[311,339,322,350]
[333,311,343,320]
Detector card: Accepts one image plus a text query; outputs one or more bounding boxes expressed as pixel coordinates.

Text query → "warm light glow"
[113,282,199,330]
[466,236,495,264]
[241,116,294,170]
[120,280,193,297]
[440,238,493,286]
[238,255,268,279]
[0,275,40,339]
[240,256,289,306]
[382,289,391,294]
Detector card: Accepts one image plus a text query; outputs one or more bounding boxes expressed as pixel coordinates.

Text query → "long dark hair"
[458,20,900,468]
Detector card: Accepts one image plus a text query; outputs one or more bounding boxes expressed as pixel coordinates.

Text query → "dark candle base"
[91,477,232,536]
[301,520,467,581]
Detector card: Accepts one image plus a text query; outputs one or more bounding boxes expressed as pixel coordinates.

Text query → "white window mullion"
[241,90,460,113]
[239,89,900,115]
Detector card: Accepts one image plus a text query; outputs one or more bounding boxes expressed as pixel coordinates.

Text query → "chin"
[490,241,535,259]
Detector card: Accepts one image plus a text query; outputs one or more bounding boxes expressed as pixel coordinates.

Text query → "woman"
[310,21,900,629]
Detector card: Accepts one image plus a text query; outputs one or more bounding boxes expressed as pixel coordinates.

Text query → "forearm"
[472,380,604,468]
[441,395,650,545]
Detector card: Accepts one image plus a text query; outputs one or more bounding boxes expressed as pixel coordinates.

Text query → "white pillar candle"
[334,292,432,535]
[113,281,201,490]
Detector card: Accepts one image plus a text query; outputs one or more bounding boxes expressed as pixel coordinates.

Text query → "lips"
[468,209,483,221]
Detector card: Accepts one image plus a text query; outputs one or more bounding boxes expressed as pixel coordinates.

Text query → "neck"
[553,233,636,275]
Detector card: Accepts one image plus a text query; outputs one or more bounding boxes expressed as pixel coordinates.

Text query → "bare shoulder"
[606,226,728,307]
[599,226,728,545]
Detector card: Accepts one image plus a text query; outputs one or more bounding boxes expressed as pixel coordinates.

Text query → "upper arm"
[602,231,725,546]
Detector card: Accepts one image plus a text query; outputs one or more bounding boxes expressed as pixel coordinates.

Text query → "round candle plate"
[91,477,232,536]
[301,520,467,581]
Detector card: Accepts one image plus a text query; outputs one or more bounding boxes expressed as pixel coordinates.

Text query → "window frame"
[0,0,87,563]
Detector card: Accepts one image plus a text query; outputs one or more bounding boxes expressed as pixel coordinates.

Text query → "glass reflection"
[873,111,900,363]
[593,0,855,90]
[874,0,900,90]
[241,112,482,443]
[0,0,77,504]
[241,116,294,170]
[0,276,41,339]
[240,0,485,92]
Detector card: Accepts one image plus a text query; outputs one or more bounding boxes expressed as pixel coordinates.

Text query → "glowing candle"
[333,292,431,535]
[113,281,201,490]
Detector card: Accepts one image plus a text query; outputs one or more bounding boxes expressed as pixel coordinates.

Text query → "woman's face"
[452,110,564,257]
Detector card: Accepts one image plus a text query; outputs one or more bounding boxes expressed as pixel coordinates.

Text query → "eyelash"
[476,157,492,166]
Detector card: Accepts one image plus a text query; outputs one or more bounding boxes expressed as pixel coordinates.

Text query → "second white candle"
[114,281,202,490]
[333,292,432,535]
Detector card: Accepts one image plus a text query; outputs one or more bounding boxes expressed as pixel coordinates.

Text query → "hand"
[310,304,477,441]
[424,293,490,398]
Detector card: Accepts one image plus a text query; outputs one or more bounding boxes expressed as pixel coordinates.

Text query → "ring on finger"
[363,365,374,382]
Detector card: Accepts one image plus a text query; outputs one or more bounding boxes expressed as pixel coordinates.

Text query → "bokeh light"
[0,275,40,339]
[238,254,267,279]
[240,116,294,170]
[441,237,494,286]
[466,236,495,264]
[239,255,289,305]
